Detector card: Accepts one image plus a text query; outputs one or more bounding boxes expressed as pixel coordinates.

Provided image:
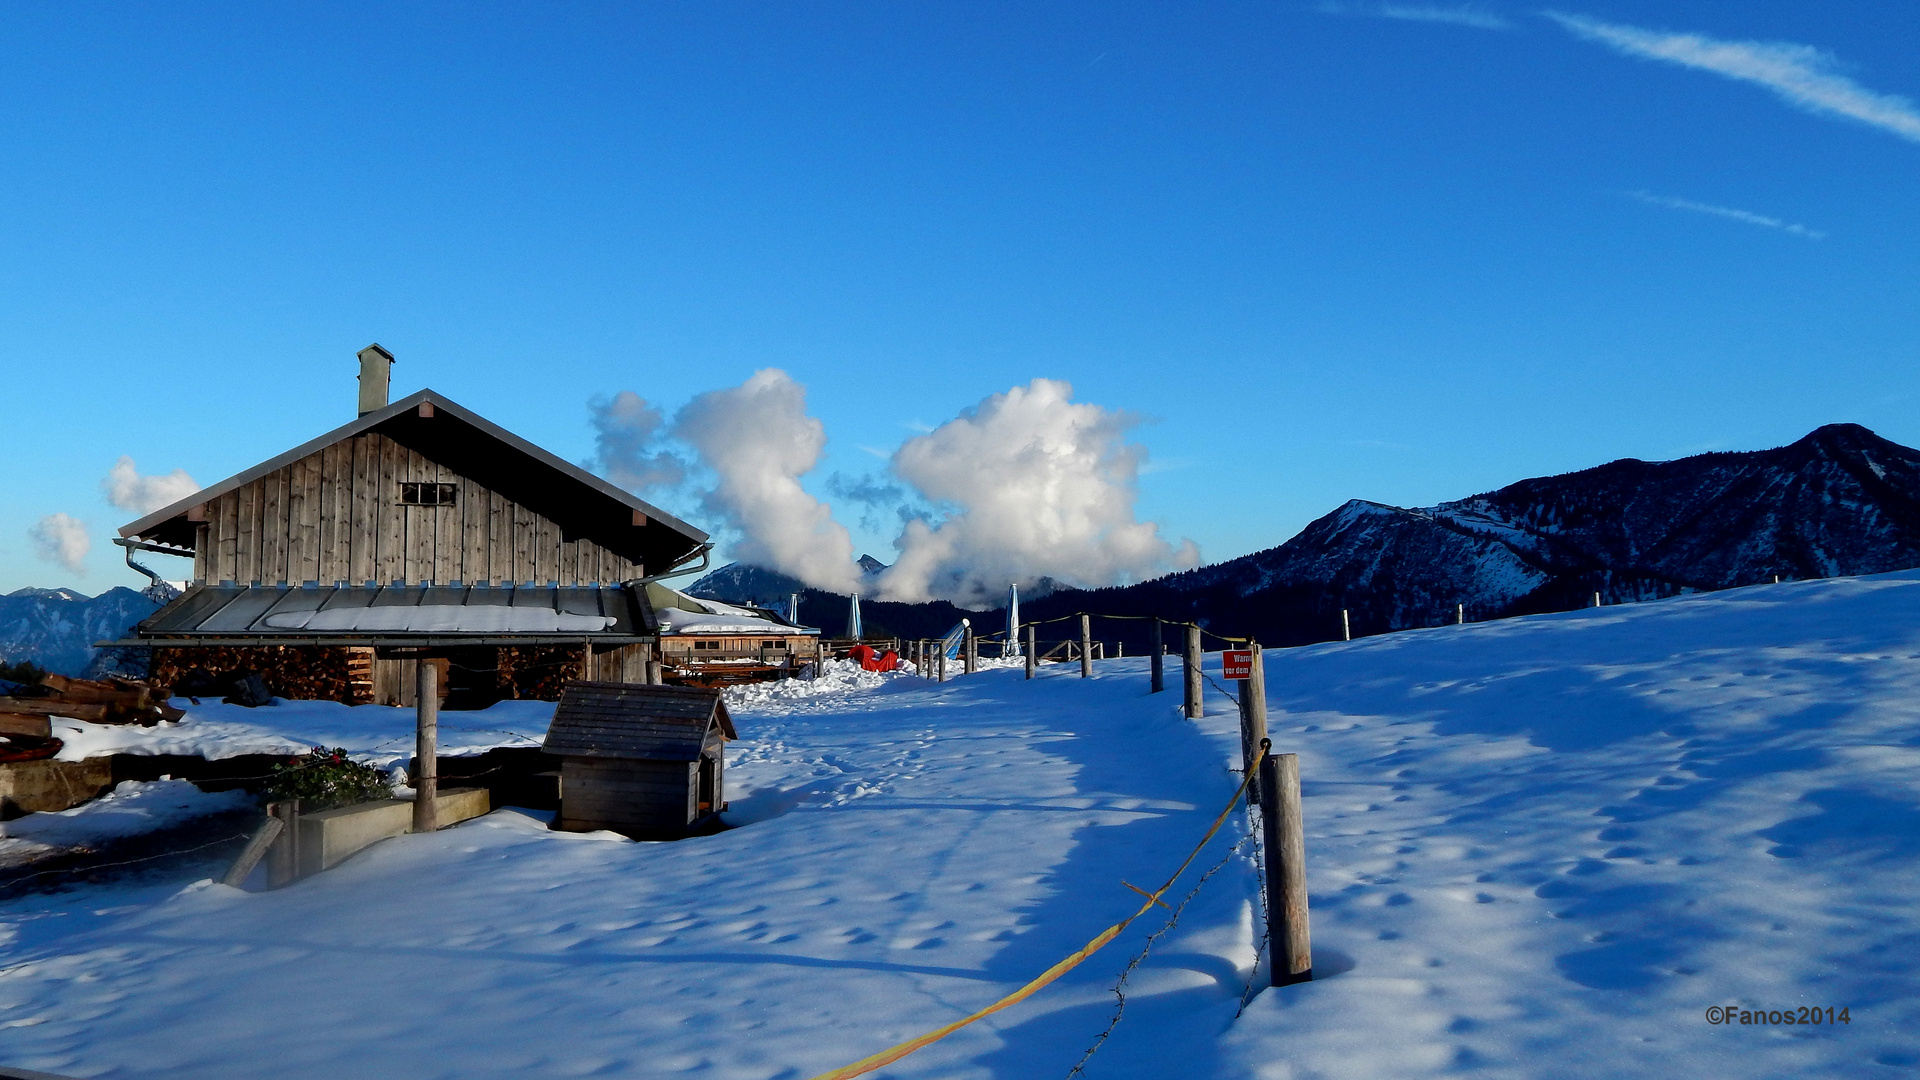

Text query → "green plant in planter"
[265,746,395,811]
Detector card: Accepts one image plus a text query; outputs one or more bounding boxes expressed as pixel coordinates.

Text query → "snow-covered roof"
[645,583,818,637]
[124,582,653,644]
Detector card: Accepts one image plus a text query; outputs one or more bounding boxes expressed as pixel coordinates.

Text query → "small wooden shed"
[544,681,736,836]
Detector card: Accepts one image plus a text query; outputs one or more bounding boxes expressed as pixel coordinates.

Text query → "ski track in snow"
[2,574,1918,1077]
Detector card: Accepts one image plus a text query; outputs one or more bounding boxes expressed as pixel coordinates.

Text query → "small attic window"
[400,482,458,506]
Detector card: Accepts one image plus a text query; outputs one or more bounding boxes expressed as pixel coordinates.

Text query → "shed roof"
[117,582,655,646]
[544,681,737,762]
[118,388,710,575]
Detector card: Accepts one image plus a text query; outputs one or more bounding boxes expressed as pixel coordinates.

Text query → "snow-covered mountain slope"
[1030,422,1920,646]
[0,586,159,676]
[1,571,1913,1078]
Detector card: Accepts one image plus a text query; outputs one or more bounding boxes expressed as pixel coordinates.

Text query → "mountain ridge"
[691,423,1920,647]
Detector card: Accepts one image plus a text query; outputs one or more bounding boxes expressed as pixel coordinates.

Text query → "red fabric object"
[847,645,898,672]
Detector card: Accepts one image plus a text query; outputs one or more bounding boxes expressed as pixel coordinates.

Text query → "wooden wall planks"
[193,432,643,587]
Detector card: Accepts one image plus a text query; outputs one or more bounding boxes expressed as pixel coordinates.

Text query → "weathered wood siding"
[559,758,698,832]
[193,431,643,586]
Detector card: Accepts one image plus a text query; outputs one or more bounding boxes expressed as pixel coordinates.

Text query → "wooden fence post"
[414,660,439,834]
[1239,644,1267,805]
[1341,609,1351,641]
[1258,742,1311,986]
[1024,625,1036,679]
[937,645,947,683]
[1079,615,1093,679]
[1184,623,1202,719]
[1456,603,1464,625]
[1150,620,1164,694]
[266,799,300,888]
[1592,591,1602,608]
[963,622,976,674]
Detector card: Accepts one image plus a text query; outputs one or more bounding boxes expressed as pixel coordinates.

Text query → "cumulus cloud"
[1319,3,1511,30]
[1625,190,1826,239]
[29,513,90,575]
[672,369,864,594]
[875,378,1199,606]
[101,456,199,516]
[585,391,689,493]
[1548,13,1920,143]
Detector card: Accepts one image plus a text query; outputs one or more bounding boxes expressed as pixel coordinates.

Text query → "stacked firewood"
[0,674,184,763]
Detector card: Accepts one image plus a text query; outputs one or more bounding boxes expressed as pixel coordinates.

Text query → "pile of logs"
[0,674,184,763]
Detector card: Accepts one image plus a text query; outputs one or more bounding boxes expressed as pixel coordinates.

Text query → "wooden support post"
[265,799,300,888]
[1239,644,1267,805]
[937,645,947,683]
[1341,609,1351,641]
[1456,603,1464,625]
[1116,641,1124,659]
[1079,615,1092,679]
[414,660,438,833]
[1024,625,1036,679]
[1259,743,1311,986]
[1184,624,1202,719]
[223,813,285,887]
[1150,620,1164,694]
[963,622,976,675]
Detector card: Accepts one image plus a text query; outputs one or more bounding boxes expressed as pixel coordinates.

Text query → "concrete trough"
[295,787,490,876]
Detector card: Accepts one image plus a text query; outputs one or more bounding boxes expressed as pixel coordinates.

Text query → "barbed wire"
[1065,831,1256,1078]
[0,831,252,895]
[1235,799,1274,1017]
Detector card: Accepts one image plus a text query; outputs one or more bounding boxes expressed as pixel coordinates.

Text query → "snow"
[50,698,558,767]
[4,571,1919,1077]
[656,607,802,635]
[0,780,254,867]
[260,605,615,632]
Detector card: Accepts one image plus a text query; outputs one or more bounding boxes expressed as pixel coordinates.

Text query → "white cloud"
[29,513,90,575]
[585,391,689,493]
[101,456,199,516]
[1319,3,1511,30]
[875,379,1199,607]
[1548,12,1920,143]
[1625,190,1826,239]
[671,369,864,594]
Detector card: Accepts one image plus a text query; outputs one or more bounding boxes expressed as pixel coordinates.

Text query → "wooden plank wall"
[195,432,646,586]
[560,758,698,831]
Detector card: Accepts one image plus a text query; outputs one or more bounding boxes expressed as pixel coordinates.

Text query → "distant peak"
[6,587,90,601]
[1801,422,1880,444]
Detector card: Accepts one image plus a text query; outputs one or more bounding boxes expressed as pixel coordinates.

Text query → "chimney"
[357,343,394,416]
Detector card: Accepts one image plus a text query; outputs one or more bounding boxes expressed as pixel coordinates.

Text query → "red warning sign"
[1222,649,1253,680]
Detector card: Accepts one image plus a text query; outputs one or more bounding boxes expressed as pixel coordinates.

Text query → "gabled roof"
[545,681,736,761]
[119,388,709,573]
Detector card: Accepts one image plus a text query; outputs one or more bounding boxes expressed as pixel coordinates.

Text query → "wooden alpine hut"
[104,345,713,706]
[543,681,736,836]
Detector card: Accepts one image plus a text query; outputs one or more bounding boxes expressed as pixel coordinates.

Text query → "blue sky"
[3,2,1916,594]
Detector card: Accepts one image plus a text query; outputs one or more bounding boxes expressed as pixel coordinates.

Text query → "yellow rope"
[806,744,1266,1080]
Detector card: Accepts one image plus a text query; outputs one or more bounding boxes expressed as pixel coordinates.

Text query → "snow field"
[0,657,1262,1079]
[1,571,1917,1077]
